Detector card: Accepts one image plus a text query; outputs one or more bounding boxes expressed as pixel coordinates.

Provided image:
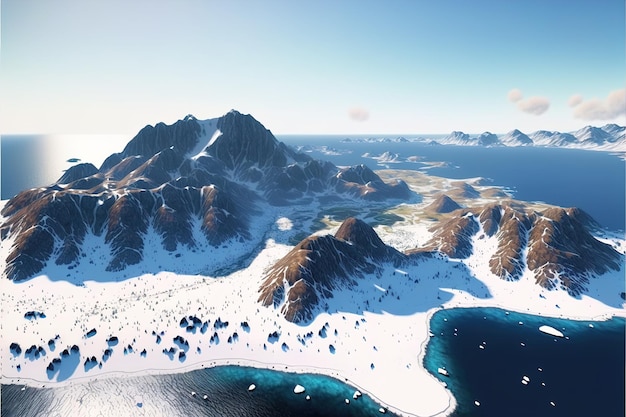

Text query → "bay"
[423,308,626,417]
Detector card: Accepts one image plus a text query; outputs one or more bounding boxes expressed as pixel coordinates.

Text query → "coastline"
[2,171,625,417]
[2,265,623,417]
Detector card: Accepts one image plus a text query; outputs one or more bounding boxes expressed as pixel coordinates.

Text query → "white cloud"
[568,94,583,108]
[507,88,523,103]
[348,107,370,122]
[516,96,550,115]
[572,88,626,120]
[507,88,550,115]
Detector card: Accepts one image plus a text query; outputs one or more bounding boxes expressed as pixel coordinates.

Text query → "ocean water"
[1,134,128,201]
[277,135,626,231]
[1,366,394,417]
[423,308,626,417]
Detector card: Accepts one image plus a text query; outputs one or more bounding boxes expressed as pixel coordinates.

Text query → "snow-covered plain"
[1,171,624,417]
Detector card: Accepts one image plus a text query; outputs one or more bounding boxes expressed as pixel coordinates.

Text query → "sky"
[1,0,625,135]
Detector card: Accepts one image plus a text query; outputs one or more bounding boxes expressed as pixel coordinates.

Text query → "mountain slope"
[420,203,621,295]
[259,208,622,323]
[258,218,405,322]
[1,111,412,281]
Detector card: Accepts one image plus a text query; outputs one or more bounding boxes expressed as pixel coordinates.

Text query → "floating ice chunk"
[275,217,293,231]
[479,345,484,349]
[353,390,362,399]
[522,376,530,382]
[518,321,524,325]
[345,398,350,404]
[203,395,208,400]
[589,324,594,328]
[474,400,480,406]
[437,367,449,376]
[521,380,528,385]
[294,384,305,394]
[305,395,311,401]
[550,401,556,406]
[248,384,256,391]
[539,325,564,338]
[379,407,387,414]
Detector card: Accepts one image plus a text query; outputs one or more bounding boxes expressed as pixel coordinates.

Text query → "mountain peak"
[334,217,388,257]
[425,194,462,213]
[258,218,402,322]
[1,112,413,281]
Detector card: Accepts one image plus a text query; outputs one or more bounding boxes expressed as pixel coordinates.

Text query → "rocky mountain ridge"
[419,203,621,295]
[0,111,411,281]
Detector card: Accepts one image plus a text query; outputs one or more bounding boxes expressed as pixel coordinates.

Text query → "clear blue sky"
[1,0,624,135]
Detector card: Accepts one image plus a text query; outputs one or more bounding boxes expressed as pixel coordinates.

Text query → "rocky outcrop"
[331,165,411,201]
[425,194,461,214]
[417,212,479,259]
[1,111,413,281]
[258,218,403,322]
[419,203,621,295]
[121,114,202,158]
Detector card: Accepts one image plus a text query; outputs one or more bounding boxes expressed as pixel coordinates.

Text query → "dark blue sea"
[278,135,625,231]
[423,308,625,417]
[1,134,625,416]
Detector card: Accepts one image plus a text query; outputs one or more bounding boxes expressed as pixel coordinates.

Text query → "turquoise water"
[423,308,625,417]
[1,366,395,417]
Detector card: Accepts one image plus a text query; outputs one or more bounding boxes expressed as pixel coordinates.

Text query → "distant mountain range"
[434,125,626,150]
[345,124,626,151]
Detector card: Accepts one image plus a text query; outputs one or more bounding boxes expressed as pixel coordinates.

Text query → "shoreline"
[2,168,624,417]
[3,301,623,417]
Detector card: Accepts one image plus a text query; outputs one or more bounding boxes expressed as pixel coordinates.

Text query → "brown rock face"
[526,207,620,294]
[425,194,461,214]
[1,111,413,281]
[420,203,621,295]
[419,213,479,259]
[258,218,403,323]
[487,205,532,281]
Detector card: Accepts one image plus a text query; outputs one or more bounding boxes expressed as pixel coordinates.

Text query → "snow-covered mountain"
[499,129,533,146]
[430,125,626,151]
[417,203,620,295]
[0,111,412,281]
